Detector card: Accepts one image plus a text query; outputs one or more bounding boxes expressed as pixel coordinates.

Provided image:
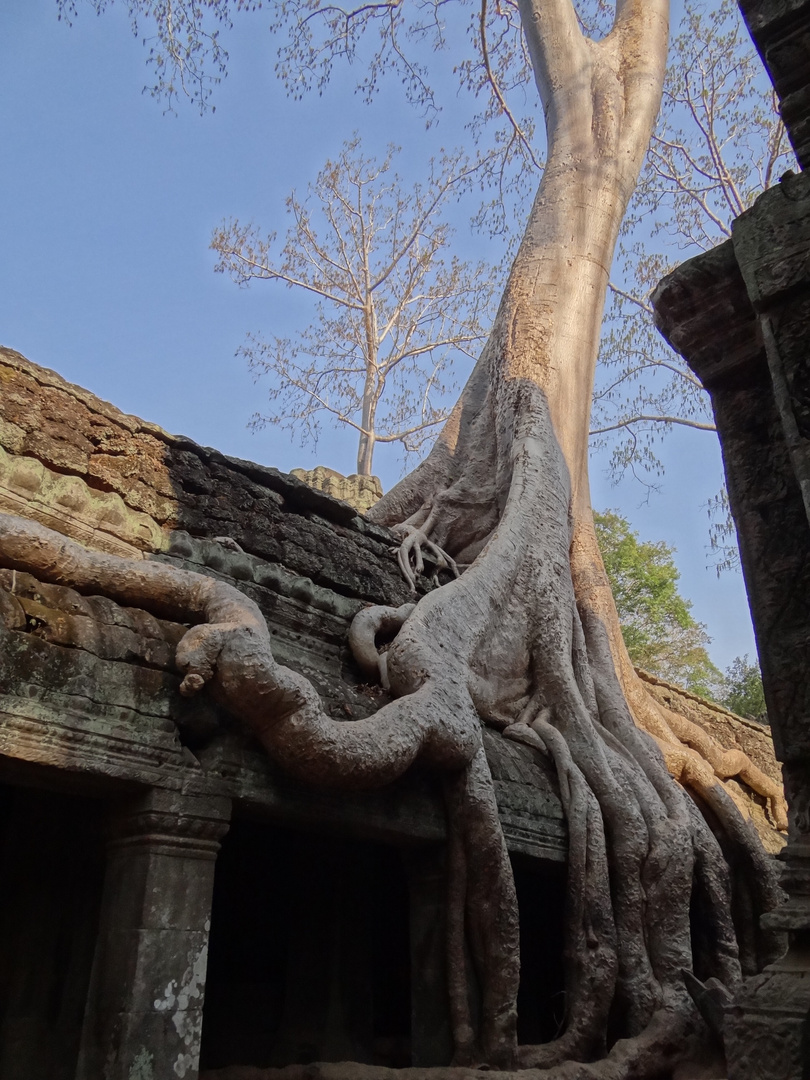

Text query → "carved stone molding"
[724,968,810,1080]
[0,445,163,557]
[291,465,383,514]
[107,791,232,862]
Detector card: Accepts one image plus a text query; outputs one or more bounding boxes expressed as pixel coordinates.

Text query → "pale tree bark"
[0,0,788,1075]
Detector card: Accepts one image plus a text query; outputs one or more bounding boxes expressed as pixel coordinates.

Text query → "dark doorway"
[0,782,105,1080]
[200,818,411,1071]
[513,857,567,1046]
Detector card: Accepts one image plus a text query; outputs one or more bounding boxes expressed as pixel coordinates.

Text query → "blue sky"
[0,0,758,670]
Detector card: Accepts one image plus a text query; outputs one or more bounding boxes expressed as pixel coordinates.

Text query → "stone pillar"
[75,788,231,1080]
[653,229,810,1079]
[717,174,810,1077]
[723,821,810,1079]
[403,846,453,1067]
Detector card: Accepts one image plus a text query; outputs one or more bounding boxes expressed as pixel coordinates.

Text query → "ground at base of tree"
[200,1055,728,1080]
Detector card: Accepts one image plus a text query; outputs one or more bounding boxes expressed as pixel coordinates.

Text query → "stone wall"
[0,346,787,1078]
[290,466,383,514]
[739,0,810,170]
[0,347,569,859]
[649,5,810,1069]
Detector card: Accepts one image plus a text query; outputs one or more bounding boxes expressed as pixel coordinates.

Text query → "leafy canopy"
[595,510,722,699]
[721,655,767,723]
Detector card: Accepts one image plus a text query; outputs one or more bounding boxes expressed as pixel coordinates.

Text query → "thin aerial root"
[533,672,661,1037]
[683,795,742,988]
[662,740,783,966]
[392,521,460,591]
[506,718,616,1067]
[530,715,617,1056]
[458,747,520,1069]
[580,589,788,833]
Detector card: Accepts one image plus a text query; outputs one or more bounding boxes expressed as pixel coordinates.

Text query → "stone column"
[403,846,453,1067]
[653,232,810,1079]
[75,788,231,1080]
[723,821,810,1079]
[716,172,810,1079]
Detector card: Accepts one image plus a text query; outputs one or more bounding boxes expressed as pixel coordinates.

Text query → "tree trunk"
[356,427,375,476]
[357,361,378,476]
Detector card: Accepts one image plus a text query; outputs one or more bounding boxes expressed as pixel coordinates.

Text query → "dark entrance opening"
[513,856,567,1046]
[0,781,105,1080]
[200,817,412,1071]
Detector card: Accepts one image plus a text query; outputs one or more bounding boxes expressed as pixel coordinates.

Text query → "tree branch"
[589,414,716,436]
[480,0,542,172]
[608,281,654,315]
[516,0,586,124]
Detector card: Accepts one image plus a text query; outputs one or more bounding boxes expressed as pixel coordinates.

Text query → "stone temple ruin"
[5,1,810,1076]
[652,1,810,1074]
[0,348,571,1078]
[0,347,787,1078]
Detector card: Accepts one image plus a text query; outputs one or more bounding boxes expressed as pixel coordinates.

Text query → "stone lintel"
[76,788,231,1080]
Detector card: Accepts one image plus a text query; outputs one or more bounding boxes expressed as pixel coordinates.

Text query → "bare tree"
[31,2,790,1076]
[590,0,793,565]
[211,140,495,476]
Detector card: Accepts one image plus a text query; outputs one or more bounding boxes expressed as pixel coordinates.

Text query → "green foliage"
[721,655,767,723]
[594,510,722,699]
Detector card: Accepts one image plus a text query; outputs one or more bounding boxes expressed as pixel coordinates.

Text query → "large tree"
[12,1,788,1075]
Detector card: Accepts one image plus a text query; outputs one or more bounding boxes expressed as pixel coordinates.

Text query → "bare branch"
[589,414,717,437]
[224,139,494,474]
[479,0,542,172]
[216,242,367,311]
[607,282,653,315]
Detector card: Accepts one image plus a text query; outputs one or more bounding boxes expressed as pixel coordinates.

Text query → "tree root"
[199,1003,712,1079]
[443,748,521,1068]
[0,513,473,789]
[348,602,415,689]
[366,368,782,1073]
[1,4,783,1073]
[392,515,461,592]
[608,626,787,833]
[0,509,519,1064]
